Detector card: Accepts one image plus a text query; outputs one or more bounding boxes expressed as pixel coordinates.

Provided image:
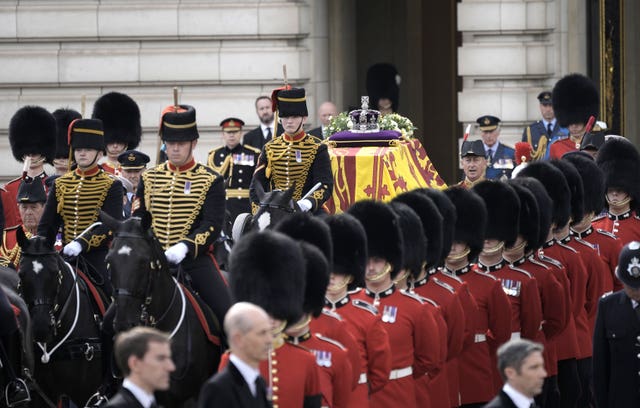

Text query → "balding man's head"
[318,102,338,127]
[224,302,273,367]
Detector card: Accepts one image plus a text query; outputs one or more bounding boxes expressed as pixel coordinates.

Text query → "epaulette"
[4,176,23,186]
[592,213,606,222]
[595,229,618,239]
[207,146,224,156]
[399,289,424,304]
[555,240,577,253]
[347,288,363,295]
[507,264,532,278]
[473,269,498,280]
[433,278,455,293]
[538,254,563,269]
[3,225,21,232]
[420,296,438,307]
[600,291,613,299]
[244,144,261,154]
[287,341,314,354]
[315,334,347,350]
[573,237,597,250]
[439,269,464,283]
[527,256,549,270]
[307,134,323,144]
[321,308,343,321]
[351,299,378,316]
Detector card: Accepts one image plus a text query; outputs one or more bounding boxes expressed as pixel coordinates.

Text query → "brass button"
[273,386,279,392]
[272,395,279,401]
[271,369,278,374]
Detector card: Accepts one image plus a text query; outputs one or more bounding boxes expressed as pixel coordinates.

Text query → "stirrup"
[4,378,31,408]
[84,391,109,408]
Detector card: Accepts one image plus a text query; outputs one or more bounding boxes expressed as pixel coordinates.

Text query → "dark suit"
[198,361,271,408]
[307,126,323,138]
[243,124,284,152]
[593,290,640,408]
[483,390,519,408]
[485,142,515,180]
[104,388,144,408]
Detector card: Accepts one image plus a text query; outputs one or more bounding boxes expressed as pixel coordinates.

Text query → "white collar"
[483,143,496,153]
[229,353,260,396]
[503,383,534,408]
[260,122,274,137]
[542,119,556,128]
[123,378,156,408]
[632,298,639,309]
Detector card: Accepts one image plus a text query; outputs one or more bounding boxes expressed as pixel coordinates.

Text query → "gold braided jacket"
[135,159,225,256]
[0,226,31,269]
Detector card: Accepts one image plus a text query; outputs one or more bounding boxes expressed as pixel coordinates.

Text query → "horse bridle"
[112,231,177,327]
[258,200,297,213]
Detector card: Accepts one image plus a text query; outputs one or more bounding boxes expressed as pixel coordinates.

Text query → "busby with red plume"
[552,73,599,128]
[9,106,56,163]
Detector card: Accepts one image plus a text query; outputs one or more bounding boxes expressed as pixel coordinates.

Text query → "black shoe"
[4,379,30,408]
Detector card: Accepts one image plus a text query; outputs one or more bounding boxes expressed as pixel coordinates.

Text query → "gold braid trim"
[526,126,547,161]
[264,136,320,201]
[0,229,31,268]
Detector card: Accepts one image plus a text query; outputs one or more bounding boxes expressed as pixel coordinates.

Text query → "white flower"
[347,120,353,129]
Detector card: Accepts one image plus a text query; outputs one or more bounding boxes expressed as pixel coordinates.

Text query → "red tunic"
[286,332,353,408]
[572,225,624,292]
[564,235,612,333]
[593,210,640,246]
[353,286,442,408]
[538,241,586,361]
[446,265,512,405]
[309,309,361,391]
[219,341,322,408]
[100,161,121,176]
[549,137,580,159]
[323,294,391,408]
[506,255,567,377]
[412,273,466,407]
[1,174,48,228]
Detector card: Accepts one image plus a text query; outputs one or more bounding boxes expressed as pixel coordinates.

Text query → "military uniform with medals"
[207,118,261,223]
[477,116,514,180]
[521,91,565,160]
[134,105,230,326]
[251,88,333,213]
[37,119,123,297]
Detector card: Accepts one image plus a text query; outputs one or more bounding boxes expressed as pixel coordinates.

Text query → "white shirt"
[229,353,261,397]
[542,119,557,132]
[483,143,496,157]
[632,299,639,309]
[123,378,156,408]
[260,123,275,139]
[503,383,535,408]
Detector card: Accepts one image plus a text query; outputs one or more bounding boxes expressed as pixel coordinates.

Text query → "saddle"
[178,283,222,347]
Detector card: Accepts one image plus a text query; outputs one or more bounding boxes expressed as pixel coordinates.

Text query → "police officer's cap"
[616,241,640,288]
[472,180,521,248]
[460,140,486,158]
[219,117,245,132]
[69,118,104,151]
[537,91,552,105]
[117,150,150,170]
[476,115,501,132]
[9,106,56,163]
[160,105,199,142]
[16,178,47,204]
[444,187,487,261]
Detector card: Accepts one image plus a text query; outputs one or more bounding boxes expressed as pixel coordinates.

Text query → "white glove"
[63,240,82,257]
[164,242,189,264]
[297,199,313,212]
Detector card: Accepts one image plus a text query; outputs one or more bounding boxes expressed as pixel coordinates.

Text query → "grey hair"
[497,338,544,381]
[224,302,267,346]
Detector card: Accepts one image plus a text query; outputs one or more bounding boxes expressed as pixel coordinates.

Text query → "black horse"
[16,231,104,407]
[102,211,222,407]
[231,182,300,242]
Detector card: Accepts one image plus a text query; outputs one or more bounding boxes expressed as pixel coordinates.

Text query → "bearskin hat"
[300,242,330,317]
[92,92,142,149]
[389,202,427,280]
[443,187,487,261]
[8,106,56,163]
[347,200,403,279]
[596,137,640,210]
[563,151,605,215]
[274,212,333,265]
[507,180,541,252]
[229,230,305,325]
[419,188,457,263]
[552,73,599,128]
[518,161,571,229]
[52,108,82,159]
[472,180,521,247]
[323,213,368,289]
[511,177,553,247]
[392,190,443,269]
[366,63,400,112]
[549,159,585,224]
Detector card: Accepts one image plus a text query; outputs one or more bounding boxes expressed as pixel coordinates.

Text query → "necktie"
[265,127,272,141]
[255,375,267,400]
[486,149,493,162]
[547,123,553,136]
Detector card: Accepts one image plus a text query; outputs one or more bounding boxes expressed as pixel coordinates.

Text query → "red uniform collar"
[167,158,196,172]
[282,129,306,143]
[75,164,100,177]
